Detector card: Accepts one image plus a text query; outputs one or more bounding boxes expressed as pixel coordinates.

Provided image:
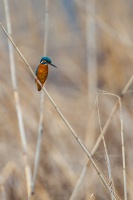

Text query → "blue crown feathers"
[40,57,52,64]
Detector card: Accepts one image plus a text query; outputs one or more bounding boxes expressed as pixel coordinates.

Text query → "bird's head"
[40,57,57,68]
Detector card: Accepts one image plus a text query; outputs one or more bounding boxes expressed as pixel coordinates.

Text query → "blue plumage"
[35,66,38,75]
[40,57,52,64]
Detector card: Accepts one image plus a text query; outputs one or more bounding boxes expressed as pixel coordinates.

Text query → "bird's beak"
[50,63,57,68]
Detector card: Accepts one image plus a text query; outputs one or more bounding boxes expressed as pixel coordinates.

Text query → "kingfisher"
[35,56,57,91]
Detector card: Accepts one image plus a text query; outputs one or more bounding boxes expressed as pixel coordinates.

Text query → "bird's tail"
[35,79,42,91]
[37,83,42,91]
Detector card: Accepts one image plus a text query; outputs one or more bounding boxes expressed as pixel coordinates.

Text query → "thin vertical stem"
[31,0,49,195]
[86,0,97,147]
[119,99,127,200]
[86,0,97,104]
[43,0,49,55]
[3,0,31,198]
[97,96,116,200]
[98,91,127,200]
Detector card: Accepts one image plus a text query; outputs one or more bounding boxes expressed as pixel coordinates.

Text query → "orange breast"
[37,64,48,84]
[35,64,48,91]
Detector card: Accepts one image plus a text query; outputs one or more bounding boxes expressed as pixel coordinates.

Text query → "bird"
[35,56,57,91]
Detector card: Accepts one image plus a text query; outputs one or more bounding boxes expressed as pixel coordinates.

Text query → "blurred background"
[0,0,133,199]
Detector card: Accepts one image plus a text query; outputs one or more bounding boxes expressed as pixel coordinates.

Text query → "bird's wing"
[35,66,38,83]
[35,66,38,75]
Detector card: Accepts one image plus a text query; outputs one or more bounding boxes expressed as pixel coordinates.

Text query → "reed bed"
[0,1,133,200]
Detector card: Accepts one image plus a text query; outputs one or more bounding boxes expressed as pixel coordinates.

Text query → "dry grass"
[0,0,133,200]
